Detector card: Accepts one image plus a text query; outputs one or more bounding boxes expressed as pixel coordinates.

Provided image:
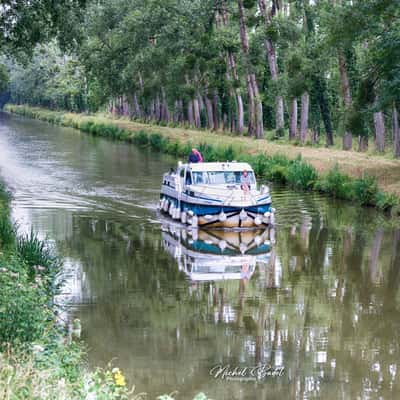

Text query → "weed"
[287,156,318,190]
[316,165,353,200]
[352,175,379,206]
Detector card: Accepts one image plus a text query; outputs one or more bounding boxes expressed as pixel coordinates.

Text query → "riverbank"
[5,104,400,213]
[0,182,134,399]
[0,182,209,399]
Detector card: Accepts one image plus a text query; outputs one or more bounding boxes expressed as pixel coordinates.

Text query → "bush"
[133,131,149,146]
[352,175,379,206]
[250,153,270,178]
[0,217,15,249]
[165,140,182,156]
[286,157,318,190]
[0,255,53,348]
[0,186,15,249]
[149,133,166,151]
[316,166,353,200]
[375,191,399,211]
[219,145,238,161]
[198,142,218,161]
[79,120,94,133]
[16,231,61,294]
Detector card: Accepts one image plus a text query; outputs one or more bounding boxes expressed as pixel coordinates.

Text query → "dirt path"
[73,114,400,195]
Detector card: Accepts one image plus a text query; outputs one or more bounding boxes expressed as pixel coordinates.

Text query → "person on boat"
[240,169,251,191]
[188,148,203,163]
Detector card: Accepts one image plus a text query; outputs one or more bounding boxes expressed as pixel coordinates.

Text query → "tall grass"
[0,184,15,249]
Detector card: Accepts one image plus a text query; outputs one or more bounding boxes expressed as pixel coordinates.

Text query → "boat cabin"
[176,162,256,190]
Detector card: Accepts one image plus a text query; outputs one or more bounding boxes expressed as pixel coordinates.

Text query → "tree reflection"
[56,202,400,399]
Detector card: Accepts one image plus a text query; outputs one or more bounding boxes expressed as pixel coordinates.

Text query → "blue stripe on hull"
[161,194,271,216]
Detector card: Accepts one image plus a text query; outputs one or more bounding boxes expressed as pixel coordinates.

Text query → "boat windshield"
[192,171,255,185]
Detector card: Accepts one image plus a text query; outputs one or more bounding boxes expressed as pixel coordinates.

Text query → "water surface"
[1,112,399,399]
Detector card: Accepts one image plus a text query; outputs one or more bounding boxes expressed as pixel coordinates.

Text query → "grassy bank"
[0,183,209,399]
[5,104,400,214]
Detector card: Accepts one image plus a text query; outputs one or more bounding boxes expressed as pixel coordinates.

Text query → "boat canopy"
[185,162,254,173]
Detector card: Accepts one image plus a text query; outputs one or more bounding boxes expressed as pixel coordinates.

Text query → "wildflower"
[113,369,126,387]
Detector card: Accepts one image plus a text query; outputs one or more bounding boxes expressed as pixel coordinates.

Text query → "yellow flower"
[114,370,126,387]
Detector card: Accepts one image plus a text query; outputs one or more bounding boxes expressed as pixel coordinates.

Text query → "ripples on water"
[1,112,400,399]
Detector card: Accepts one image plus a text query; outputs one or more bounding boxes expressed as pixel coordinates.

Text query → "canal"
[0,112,399,399]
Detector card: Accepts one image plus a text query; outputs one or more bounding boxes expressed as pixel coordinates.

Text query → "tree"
[0,0,87,55]
[0,63,9,93]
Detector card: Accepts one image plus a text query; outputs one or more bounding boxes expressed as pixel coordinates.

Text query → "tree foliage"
[3,0,400,152]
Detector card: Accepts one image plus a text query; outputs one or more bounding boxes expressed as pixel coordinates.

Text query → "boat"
[161,224,274,281]
[159,161,275,229]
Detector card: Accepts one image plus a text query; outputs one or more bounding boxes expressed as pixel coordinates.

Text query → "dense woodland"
[1,0,400,155]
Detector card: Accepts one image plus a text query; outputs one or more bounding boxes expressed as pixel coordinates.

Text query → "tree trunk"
[266,37,284,130]
[187,99,194,126]
[289,98,297,140]
[300,92,309,143]
[150,99,155,121]
[358,135,368,152]
[205,96,214,130]
[133,93,141,118]
[393,103,400,158]
[338,52,353,150]
[122,95,129,116]
[161,88,169,122]
[276,95,284,131]
[221,2,244,134]
[315,76,334,146]
[238,0,263,138]
[251,74,264,138]
[312,126,319,144]
[193,97,201,128]
[373,110,385,152]
[236,89,244,133]
[213,93,220,131]
[258,0,284,131]
[246,74,255,136]
[155,94,161,121]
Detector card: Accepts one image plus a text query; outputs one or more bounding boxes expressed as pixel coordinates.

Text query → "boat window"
[193,172,209,184]
[191,171,255,185]
[179,168,185,178]
[186,171,192,185]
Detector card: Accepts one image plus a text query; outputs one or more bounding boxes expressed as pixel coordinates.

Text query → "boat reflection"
[161,224,275,281]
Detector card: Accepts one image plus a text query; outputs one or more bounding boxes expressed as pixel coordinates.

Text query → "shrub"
[0,185,15,249]
[118,129,131,141]
[133,131,149,146]
[286,157,318,190]
[79,120,94,133]
[0,217,15,249]
[316,166,353,200]
[351,175,379,206]
[375,191,399,211]
[165,140,181,156]
[16,231,61,293]
[219,145,237,161]
[250,153,270,178]
[149,133,165,151]
[198,142,218,161]
[0,255,53,348]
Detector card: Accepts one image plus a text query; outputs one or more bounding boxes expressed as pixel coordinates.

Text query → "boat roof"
[184,162,254,172]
